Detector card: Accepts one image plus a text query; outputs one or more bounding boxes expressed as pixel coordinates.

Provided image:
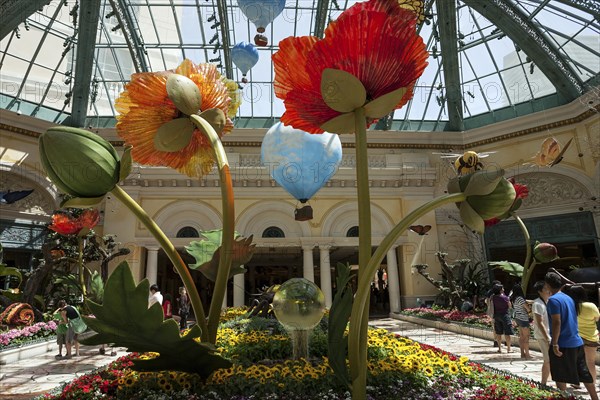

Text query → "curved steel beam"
[554,0,600,21]
[107,0,149,73]
[313,0,331,39]
[0,0,52,40]
[463,0,584,101]
[435,0,464,131]
[65,0,101,128]
[215,0,233,79]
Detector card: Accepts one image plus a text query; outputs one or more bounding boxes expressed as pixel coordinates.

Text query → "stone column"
[145,247,159,284]
[302,245,315,282]
[386,246,401,313]
[319,245,333,308]
[233,274,245,307]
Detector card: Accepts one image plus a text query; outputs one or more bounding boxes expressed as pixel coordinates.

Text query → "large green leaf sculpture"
[489,261,524,278]
[185,229,255,281]
[327,262,353,387]
[80,261,231,376]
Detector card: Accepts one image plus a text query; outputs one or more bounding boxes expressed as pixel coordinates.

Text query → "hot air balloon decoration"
[237,0,286,46]
[231,42,259,84]
[261,122,342,221]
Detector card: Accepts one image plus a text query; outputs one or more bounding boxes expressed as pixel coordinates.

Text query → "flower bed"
[0,321,58,351]
[401,307,496,329]
[35,312,574,400]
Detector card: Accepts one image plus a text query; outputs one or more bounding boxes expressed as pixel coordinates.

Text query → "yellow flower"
[115,59,241,178]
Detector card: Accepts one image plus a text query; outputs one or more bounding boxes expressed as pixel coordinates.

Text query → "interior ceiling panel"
[0,0,598,131]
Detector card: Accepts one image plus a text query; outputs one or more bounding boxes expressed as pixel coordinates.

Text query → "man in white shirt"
[148,284,163,307]
[532,280,551,385]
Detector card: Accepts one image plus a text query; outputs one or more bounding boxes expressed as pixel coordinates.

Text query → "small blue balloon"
[261,123,342,203]
[231,42,259,79]
[237,0,286,31]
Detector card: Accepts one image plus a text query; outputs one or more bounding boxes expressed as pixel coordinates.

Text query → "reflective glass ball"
[272,278,326,331]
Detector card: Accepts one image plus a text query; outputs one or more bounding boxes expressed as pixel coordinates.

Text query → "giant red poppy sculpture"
[273,0,428,134]
[273,1,429,399]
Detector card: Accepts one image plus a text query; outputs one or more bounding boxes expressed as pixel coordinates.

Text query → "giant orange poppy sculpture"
[115,59,240,177]
[272,1,515,399]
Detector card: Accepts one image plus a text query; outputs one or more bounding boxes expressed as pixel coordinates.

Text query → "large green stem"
[78,238,86,297]
[513,213,533,292]
[349,107,371,400]
[190,114,235,344]
[111,185,209,341]
[348,192,466,399]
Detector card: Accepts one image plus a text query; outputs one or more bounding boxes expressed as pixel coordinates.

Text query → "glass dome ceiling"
[1,0,598,131]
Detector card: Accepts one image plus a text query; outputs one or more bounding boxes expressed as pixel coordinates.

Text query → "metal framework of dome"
[0,0,598,131]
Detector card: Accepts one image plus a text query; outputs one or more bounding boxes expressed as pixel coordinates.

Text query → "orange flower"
[48,209,100,236]
[115,60,240,177]
[273,0,428,134]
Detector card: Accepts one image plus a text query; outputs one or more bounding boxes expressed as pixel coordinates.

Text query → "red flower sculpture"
[48,208,100,236]
[273,0,428,134]
[484,178,529,227]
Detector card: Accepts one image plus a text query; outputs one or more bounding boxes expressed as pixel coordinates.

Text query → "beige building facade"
[1,90,599,312]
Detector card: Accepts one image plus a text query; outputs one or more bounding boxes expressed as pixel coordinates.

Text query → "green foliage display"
[327,262,353,386]
[489,261,524,277]
[81,261,231,377]
[185,229,255,281]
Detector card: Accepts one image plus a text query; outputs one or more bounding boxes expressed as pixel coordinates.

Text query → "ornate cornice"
[2,104,598,149]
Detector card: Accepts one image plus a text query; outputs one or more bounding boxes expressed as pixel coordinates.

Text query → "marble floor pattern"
[0,318,596,399]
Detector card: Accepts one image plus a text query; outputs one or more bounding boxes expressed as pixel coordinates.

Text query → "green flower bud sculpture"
[447,169,516,233]
[272,278,326,360]
[534,241,558,263]
[39,126,131,207]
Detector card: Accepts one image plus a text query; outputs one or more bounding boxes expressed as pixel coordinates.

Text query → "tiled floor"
[1,318,596,399]
[0,344,125,400]
[370,317,596,400]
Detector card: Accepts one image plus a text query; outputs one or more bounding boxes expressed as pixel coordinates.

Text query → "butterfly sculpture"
[409,225,432,235]
[0,189,34,204]
[531,137,573,167]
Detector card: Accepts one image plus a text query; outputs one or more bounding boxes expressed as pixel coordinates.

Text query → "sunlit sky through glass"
[0,0,598,131]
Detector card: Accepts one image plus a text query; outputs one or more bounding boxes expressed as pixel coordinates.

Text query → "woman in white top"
[510,283,532,359]
[532,280,552,385]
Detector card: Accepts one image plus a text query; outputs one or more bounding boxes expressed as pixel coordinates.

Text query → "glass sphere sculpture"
[272,278,326,331]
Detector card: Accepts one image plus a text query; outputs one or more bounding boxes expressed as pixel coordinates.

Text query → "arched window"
[262,226,285,238]
[346,226,359,237]
[176,226,199,238]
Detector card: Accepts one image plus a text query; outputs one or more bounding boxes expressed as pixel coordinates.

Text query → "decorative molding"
[0,220,47,249]
[516,172,590,209]
[2,104,598,150]
[320,201,395,238]
[0,169,56,217]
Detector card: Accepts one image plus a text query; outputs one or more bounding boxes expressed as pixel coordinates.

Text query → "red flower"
[48,213,81,235]
[273,0,428,134]
[48,209,99,236]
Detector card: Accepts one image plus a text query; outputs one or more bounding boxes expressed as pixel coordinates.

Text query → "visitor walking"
[163,293,173,319]
[56,300,87,359]
[148,284,163,307]
[491,283,514,354]
[565,284,599,387]
[486,280,502,347]
[177,286,190,330]
[544,272,597,399]
[532,280,551,385]
[510,283,532,359]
